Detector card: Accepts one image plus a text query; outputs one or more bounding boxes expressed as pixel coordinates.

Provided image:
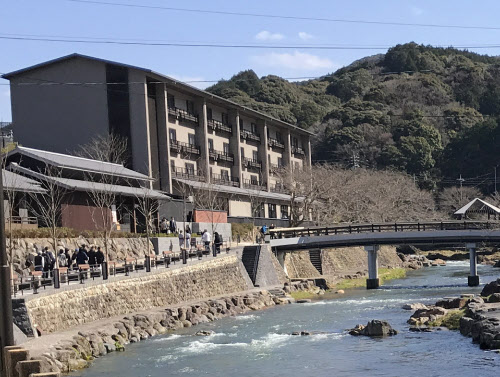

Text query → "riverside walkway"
[269,221,500,289]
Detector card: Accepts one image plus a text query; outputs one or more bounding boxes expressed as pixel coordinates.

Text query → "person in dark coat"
[96,247,105,265]
[214,232,222,254]
[169,217,177,234]
[75,247,89,266]
[34,251,44,272]
[87,246,97,266]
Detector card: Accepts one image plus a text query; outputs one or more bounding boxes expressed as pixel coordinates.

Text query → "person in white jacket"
[202,230,211,251]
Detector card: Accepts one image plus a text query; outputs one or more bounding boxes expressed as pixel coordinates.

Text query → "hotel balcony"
[268,138,285,149]
[270,183,288,194]
[242,157,262,170]
[170,140,201,155]
[242,178,266,191]
[240,130,261,143]
[171,167,204,181]
[207,119,232,134]
[167,107,199,125]
[269,163,285,176]
[291,145,305,156]
[211,173,240,187]
[208,149,234,163]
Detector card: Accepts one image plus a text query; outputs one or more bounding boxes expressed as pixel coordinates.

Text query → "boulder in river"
[349,320,397,337]
[435,297,468,309]
[195,330,215,336]
[402,303,428,311]
[296,299,312,303]
[481,278,500,297]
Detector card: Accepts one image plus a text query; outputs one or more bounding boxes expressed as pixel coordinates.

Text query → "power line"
[63,0,500,31]
[3,35,500,51]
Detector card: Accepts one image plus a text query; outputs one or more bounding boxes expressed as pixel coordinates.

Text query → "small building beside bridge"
[454,198,500,220]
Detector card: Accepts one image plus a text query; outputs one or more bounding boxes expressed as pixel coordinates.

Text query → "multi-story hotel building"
[3,54,313,225]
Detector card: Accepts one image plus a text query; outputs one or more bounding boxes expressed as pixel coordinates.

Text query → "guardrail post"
[440,222,443,230]
[394,223,397,232]
[417,223,420,231]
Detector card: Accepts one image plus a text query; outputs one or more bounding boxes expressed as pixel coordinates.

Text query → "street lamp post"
[0,169,14,373]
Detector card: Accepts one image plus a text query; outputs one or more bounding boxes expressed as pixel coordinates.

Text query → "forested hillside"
[207,43,500,192]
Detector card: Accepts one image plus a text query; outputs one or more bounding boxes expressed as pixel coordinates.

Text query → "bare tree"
[2,157,21,271]
[25,165,68,268]
[439,186,482,217]
[133,184,161,257]
[75,134,129,263]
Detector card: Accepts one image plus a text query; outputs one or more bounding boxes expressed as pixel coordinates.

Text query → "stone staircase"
[309,249,323,275]
[241,245,261,285]
[268,288,287,299]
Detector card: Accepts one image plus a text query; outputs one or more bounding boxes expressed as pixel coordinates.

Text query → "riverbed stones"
[195,330,215,336]
[435,297,468,309]
[481,278,500,297]
[296,299,312,303]
[349,320,397,337]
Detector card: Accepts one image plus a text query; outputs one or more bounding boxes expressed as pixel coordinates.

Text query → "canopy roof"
[8,146,151,181]
[454,198,500,215]
[11,164,169,200]
[174,178,294,201]
[2,169,46,193]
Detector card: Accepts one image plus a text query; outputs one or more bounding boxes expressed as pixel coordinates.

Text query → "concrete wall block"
[29,373,61,377]
[4,346,28,377]
[16,360,41,377]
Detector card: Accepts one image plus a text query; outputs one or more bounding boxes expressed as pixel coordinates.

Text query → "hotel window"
[223,142,229,155]
[251,175,259,185]
[207,108,213,120]
[186,100,195,114]
[208,138,214,151]
[252,150,258,161]
[276,131,282,142]
[281,205,289,219]
[277,157,283,167]
[239,118,244,129]
[252,202,265,218]
[222,169,229,180]
[268,203,277,218]
[170,160,176,173]
[169,128,177,142]
[167,94,175,108]
[250,123,257,134]
[222,113,229,125]
[188,133,195,146]
[240,147,245,159]
[185,163,195,175]
[292,137,299,147]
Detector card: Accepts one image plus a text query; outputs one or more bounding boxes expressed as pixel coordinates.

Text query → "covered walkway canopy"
[454,198,500,220]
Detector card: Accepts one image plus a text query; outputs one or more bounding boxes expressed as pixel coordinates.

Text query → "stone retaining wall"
[25,255,253,333]
[284,246,402,279]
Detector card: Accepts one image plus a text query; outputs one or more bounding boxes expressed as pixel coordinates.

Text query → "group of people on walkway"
[160,217,178,234]
[26,245,105,277]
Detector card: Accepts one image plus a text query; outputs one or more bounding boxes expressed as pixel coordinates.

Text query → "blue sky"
[2,0,500,121]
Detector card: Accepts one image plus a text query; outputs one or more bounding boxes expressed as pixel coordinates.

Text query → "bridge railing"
[269,221,500,238]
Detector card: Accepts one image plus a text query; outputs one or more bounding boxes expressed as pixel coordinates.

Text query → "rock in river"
[349,320,398,337]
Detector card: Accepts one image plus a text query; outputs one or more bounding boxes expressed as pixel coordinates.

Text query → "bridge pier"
[365,245,379,289]
[467,243,479,287]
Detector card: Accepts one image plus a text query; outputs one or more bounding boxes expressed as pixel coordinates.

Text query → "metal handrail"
[270,220,500,238]
[268,138,285,149]
[207,119,232,133]
[168,107,199,124]
[170,140,200,155]
[242,157,262,169]
[240,130,261,142]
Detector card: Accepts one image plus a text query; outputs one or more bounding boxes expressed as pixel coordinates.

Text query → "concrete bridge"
[269,221,500,289]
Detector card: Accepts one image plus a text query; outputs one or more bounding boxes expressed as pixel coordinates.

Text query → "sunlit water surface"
[75,261,500,377]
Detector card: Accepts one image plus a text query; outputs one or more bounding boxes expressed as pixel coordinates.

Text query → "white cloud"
[252,51,336,71]
[298,32,314,41]
[167,74,208,89]
[255,30,285,41]
[410,6,423,16]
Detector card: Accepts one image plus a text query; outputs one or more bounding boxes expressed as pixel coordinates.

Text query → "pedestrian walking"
[202,229,211,252]
[179,230,185,249]
[88,246,97,266]
[169,217,177,234]
[58,249,68,267]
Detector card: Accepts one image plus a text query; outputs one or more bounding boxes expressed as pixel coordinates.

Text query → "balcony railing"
[168,107,199,124]
[291,145,306,156]
[211,173,239,187]
[240,130,261,142]
[207,119,232,134]
[171,167,204,181]
[170,140,200,155]
[268,138,285,149]
[209,149,234,163]
[243,179,266,191]
[242,157,262,170]
[270,183,288,194]
[269,163,285,176]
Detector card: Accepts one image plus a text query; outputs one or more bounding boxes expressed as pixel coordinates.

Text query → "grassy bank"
[290,291,318,300]
[334,268,407,290]
[427,309,466,330]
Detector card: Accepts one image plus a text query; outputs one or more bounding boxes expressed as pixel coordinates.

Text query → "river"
[75,261,500,377]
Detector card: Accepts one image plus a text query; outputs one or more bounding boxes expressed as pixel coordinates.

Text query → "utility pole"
[0,168,14,373]
[457,174,465,203]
